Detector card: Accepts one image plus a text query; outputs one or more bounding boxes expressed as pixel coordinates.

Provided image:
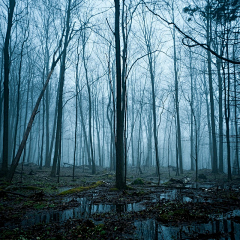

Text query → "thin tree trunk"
[12,39,25,160]
[142,11,161,183]
[131,83,135,166]
[107,84,115,171]
[216,42,224,173]
[39,79,45,169]
[73,40,80,180]
[233,43,239,175]
[225,31,232,181]
[51,0,71,177]
[0,50,4,147]
[147,108,152,167]
[77,80,91,167]
[173,21,183,174]
[102,94,105,167]
[95,99,102,167]
[189,49,194,171]
[149,55,160,184]
[46,83,59,167]
[45,48,50,167]
[27,73,34,163]
[207,2,218,173]
[82,32,96,174]
[175,115,179,176]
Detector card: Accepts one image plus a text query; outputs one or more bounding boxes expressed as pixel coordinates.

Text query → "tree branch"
[142,0,240,65]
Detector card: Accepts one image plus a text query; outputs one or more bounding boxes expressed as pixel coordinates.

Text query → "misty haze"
[1,0,240,239]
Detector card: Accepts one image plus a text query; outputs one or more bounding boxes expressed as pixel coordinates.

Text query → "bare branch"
[142,0,240,64]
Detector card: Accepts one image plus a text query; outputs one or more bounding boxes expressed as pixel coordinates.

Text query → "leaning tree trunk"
[7,49,63,182]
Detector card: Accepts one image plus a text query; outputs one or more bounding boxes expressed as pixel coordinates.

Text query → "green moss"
[162,181,171,186]
[59,181,104,195]
[110,187,119,191]
[125,185,135,190]
[33,203,46,210]
[131,178,145,185]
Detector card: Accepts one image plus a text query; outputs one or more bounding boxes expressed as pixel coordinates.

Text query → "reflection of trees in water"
[135,217,240,239]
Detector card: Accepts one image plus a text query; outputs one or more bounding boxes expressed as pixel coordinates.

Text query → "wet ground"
[1,165,240,239]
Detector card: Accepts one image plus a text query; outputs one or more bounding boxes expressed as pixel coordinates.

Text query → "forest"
[1,0,240,239]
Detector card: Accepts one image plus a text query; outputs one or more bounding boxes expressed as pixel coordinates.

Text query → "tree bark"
[82,30,96,174]
[206,2,218,173]
[217,54,224,173]
[115,0,125,189]
[2,0,16,175]
[173,20,183,175]
[51,0,71,177]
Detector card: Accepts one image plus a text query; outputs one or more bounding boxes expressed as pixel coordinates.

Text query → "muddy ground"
[0,164,240,239]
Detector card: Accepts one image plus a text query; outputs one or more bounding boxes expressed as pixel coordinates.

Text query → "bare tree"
[2,0,16,175]
[140,6,161,183]
[51,0,72,177]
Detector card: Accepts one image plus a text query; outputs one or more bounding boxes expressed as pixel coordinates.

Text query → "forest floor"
[1,164,240,239]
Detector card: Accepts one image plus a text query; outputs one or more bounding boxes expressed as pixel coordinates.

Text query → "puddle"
[3,184,240,239]
[185,182,215,189]
[20,187,207,229]
[154,189,205,203]
[135,210,240,240]
[4,197,145,229]
[185,182,240,191]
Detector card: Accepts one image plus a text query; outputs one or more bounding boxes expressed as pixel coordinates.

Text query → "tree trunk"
[82,31,96,174]
[217,56,223,173]
[39,78,45,169]
[233,43,239,175]
[12,39,25,160]
[51,0,71,177]
[206,2,218,173]
[149,54,160,184]
[189,49,194,171]
[173,21,183,174]
[225,32,232,181]
[115,0,125,189]
[2,0,16,175]
[45,47,50,167]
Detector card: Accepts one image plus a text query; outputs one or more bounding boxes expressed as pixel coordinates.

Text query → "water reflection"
[135,215,240,240]
[4,184,240,240]
[155,189,204,203]
[11,198,145,228]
